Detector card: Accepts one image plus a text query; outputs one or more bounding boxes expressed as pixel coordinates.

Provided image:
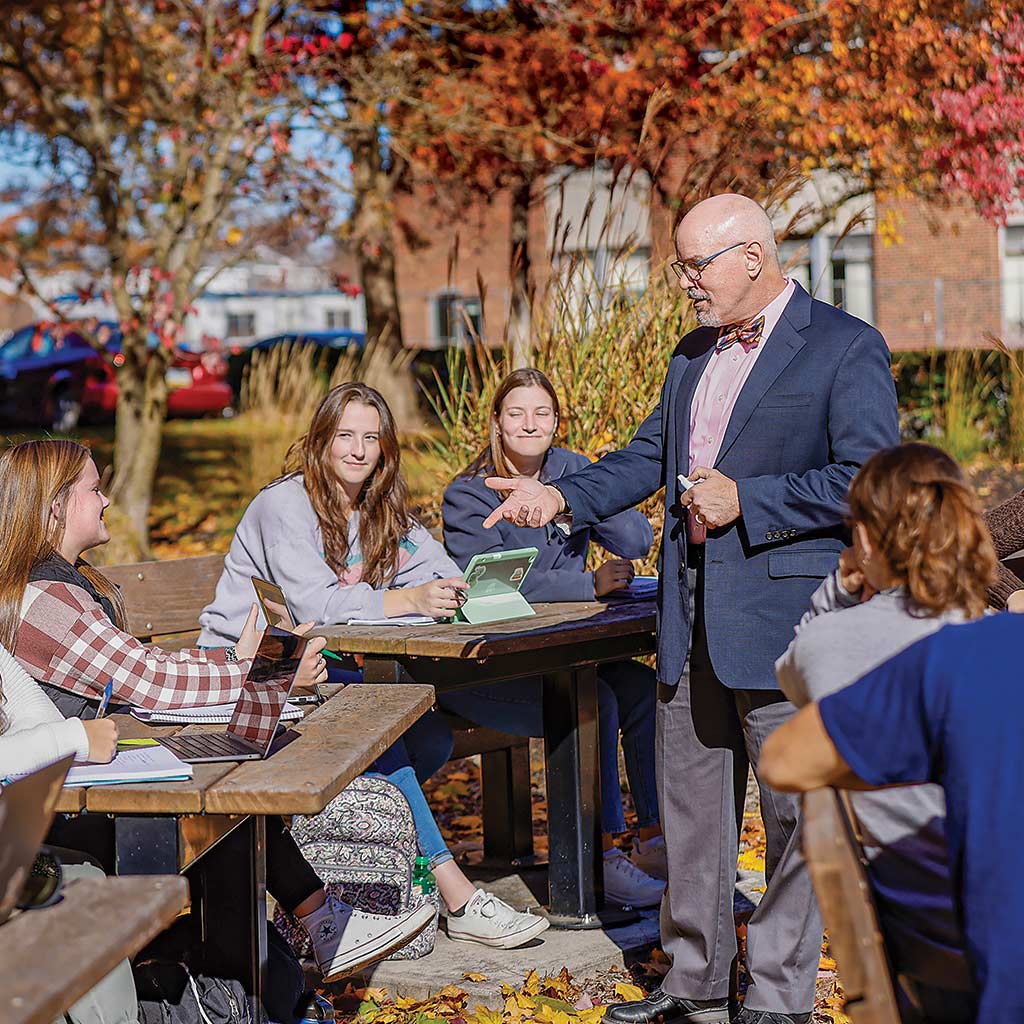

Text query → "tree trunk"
[349,135,421,430]
[105,336,170,561]
[508,180,533,369]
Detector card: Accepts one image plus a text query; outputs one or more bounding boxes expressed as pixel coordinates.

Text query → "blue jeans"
[366,708,456,869]
[322,666,458,868]
[437,659,660,835]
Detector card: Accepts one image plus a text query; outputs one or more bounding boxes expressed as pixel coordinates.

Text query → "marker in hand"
[678,474,697,492]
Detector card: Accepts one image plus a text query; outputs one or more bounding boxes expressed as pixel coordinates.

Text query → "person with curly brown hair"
[774,442,998,1021]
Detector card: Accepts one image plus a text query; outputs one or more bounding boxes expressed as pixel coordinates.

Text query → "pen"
[433,571,467,607]
[96,679,113,719]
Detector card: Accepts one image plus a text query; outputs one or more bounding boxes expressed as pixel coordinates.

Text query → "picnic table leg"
[542,665,603,928]
[188,814,268,1010]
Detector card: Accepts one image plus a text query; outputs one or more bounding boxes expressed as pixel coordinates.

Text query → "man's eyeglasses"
[670,240,747,283]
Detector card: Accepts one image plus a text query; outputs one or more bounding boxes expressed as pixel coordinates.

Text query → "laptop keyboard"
[162,734,256,759]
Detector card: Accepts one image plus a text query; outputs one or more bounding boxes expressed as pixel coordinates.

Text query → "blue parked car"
[226,329,365,398]
[0,322,232,431]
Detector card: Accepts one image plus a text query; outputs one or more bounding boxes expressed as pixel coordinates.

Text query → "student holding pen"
[199,382,549,950]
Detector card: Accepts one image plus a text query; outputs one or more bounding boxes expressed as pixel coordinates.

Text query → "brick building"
[393,168,1024,352]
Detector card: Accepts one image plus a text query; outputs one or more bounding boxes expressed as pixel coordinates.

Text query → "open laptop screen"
[227,628,308,753]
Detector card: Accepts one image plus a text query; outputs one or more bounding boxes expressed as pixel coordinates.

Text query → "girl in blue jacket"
[441,368,665,907]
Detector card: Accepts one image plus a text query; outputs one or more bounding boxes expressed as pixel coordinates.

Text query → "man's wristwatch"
[550,484,573,535]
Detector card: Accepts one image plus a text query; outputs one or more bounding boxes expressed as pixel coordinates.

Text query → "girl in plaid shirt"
[0,438,434,981]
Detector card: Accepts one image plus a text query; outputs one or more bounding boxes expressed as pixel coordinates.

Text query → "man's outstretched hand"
[483,477,564,529]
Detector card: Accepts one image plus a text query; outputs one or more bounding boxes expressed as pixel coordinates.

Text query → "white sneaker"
[299,895,435,982]
[603,847,666,908]
[630,835,668,881]
[445,889,550,949]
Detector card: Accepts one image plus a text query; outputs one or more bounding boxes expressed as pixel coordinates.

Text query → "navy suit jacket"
[556,284,899,690]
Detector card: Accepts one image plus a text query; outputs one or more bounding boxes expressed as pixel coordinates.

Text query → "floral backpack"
[275,776,440,964]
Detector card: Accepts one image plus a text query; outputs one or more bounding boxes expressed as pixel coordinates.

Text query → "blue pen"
[96,679,114,719]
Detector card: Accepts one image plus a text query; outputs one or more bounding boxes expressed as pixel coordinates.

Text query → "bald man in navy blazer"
[483,194,899,1024]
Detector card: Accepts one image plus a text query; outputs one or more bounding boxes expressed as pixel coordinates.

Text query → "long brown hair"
[281,382,414,588]
[847,443,997,618]
[0,440,127,652]
[464,367,561,478]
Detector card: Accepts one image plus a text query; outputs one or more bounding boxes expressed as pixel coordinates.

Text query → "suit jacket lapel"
[714,296,810,467]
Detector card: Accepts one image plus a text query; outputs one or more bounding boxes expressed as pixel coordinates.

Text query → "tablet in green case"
[456,547,538,624]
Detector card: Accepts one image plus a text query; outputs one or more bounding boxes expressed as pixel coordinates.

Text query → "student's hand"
[296,635,329,689]
[83,717,119,763]
[594,559,635,597]
[680,467,740,529]
[234,603,263,662]
[839,547,877,602]
[403,578,470,618]
[483,477,563,529]
[838,547,865,595]
[1007,591,1024,613]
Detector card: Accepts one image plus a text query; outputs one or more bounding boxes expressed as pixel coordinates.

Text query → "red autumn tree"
[398,0,1006,343]
[928,6,1024,222]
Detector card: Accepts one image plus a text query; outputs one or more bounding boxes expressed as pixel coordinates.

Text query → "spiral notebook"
[131,701,304,725]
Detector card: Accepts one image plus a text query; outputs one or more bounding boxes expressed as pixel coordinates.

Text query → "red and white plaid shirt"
[17,580,250,711]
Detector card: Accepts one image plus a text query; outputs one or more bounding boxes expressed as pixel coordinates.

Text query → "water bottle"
[296,992,336,1023]
[412,855,437,896]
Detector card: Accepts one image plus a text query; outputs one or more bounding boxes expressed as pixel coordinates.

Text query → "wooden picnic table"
[311,598,658,928]
[0,873,188,1024]
[52,683,434,1009]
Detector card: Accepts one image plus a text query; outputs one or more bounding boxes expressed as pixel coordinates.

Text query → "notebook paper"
[65,746,193,787]
[131,701,304,725]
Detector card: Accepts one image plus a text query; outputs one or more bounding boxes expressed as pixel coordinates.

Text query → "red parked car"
[0,322,233,431]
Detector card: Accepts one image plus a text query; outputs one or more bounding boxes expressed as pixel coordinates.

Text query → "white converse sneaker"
[445,889,550,949]
[630,834,668,881]
[603,847,666,908]
[299,895,435,982]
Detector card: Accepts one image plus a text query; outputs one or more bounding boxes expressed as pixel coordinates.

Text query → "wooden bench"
[102,554,535,862]
[802,787,901,1024]
[0,874,188,1024]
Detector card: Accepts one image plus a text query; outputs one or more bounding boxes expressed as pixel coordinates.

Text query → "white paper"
[131,701,304,725]
[65,745,193,787]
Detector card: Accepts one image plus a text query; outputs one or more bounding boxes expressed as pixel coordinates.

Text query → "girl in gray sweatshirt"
[200,382,550,951]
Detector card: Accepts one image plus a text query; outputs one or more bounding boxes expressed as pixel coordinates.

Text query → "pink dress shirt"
[688,278,796,543]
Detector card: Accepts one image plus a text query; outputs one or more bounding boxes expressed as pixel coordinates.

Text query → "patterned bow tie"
[716,314,765,354]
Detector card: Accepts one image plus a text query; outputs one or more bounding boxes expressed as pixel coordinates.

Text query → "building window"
[226,311,256,338]
[1003,226,1024,343]
[777,239,812,294]
[325,308,352,330]
[435,292,482,345]
[829,234,874,324]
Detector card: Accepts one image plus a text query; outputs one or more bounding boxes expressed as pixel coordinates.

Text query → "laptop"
[159,628,309,763]
[0,756,73,925]
[455,546,538,624]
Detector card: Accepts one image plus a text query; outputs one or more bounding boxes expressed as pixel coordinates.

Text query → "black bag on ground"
[134,916,306,1024]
